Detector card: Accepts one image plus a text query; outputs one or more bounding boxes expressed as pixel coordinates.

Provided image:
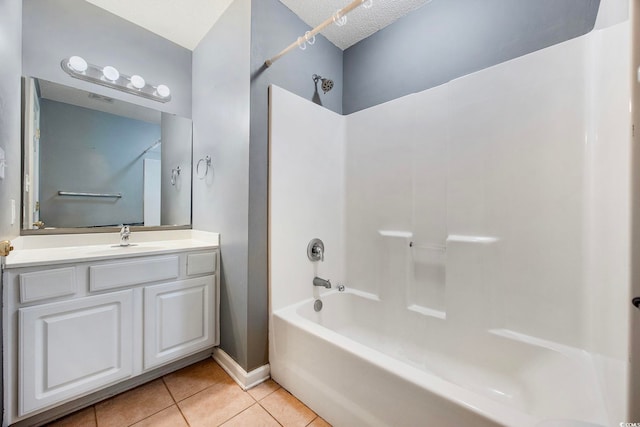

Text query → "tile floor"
[46,359,331,427]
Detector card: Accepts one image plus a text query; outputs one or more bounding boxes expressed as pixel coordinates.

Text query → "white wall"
[269,85,345,312]
[344,20,631,356]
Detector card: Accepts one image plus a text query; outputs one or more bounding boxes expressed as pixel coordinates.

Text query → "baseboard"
[212,348,270,390]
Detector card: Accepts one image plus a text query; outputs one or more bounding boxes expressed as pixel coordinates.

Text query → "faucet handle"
[313,245,324,262]
[307,238,325,262]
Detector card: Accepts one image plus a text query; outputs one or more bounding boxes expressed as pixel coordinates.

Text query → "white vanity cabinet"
[3,247,219,424]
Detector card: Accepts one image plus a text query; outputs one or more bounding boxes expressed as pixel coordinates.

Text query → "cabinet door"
[19,290,133,416]
[144,276,216,370]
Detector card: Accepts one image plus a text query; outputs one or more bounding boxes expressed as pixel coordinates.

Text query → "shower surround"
[269,3,634,426]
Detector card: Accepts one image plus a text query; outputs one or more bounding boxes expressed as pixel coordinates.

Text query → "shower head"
[313,74,334,94]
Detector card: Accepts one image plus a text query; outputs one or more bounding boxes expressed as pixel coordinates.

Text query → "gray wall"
[0,0,22,423]
[161,113,192,226]
[343,0,601,114]
[22,0,192,118]
[39,99,160,227]
[0,0,23,240]
[192,0,343,372]
[192,0,252,369]
[247,0,343,371]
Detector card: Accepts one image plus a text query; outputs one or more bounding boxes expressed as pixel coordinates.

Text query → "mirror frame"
[20,77,193,235]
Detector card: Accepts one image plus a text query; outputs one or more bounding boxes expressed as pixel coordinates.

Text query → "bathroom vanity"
[2,230,220,425]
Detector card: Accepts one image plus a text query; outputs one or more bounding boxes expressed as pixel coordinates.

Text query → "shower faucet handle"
[307,238,325,262]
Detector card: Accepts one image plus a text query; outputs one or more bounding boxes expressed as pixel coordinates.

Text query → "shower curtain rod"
[265,0,369,67]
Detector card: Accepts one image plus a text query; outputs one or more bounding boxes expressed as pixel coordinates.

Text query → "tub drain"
[314,299,323,312]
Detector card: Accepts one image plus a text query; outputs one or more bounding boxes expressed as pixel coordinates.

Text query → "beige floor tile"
[248,379,281,401]
[163,358,232,402]
[179,381,255,427]
[95,379,174,427]
[308,416,332,427]
[260,388,316,427]
[130,405,188,427]
[46,406,96,427]
[221,403,280,427]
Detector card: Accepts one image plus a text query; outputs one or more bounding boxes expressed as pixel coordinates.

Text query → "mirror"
[22,77,192,232]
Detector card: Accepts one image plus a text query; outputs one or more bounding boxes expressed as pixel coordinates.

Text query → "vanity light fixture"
[61,56,172,103]
[68,55,88,73]
[129,75,146,90]
[102,65,120,82]
[155,84,171,99]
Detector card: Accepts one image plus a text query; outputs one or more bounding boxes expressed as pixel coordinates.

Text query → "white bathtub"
[270,289,610,427]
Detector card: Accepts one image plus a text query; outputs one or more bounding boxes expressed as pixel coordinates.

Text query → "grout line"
[93,405,98,426]
[256,399,284,427]
[175,403,191,427]
[124,403,176,427]
[117,382,175,427]
[161,376,178,404]
[217,404,253,426]
[249,381,281,403]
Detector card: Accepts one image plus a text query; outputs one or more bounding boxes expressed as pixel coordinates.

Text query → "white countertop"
[5,230,219,268]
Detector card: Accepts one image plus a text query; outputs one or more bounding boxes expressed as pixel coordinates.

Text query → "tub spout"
[313,277,331,289]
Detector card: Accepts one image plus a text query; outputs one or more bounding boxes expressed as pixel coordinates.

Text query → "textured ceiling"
[84,0,429,52]
[84,0,235,50]
[278,0,432,50]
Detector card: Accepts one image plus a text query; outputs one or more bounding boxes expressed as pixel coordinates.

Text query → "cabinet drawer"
[89,256,179,292]
[19,267,76,303]
[186,252,217,276]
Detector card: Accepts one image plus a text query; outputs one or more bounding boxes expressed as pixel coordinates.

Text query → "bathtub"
[270,289,610,427]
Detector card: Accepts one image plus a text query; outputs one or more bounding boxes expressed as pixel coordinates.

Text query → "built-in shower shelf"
[446,235,498,244]
[407,304,446,320]
[378,230,413,238]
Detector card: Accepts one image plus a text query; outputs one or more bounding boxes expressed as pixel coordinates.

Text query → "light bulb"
[156,84,171,98]
[130,75,146,89]
[102,66,120,82]
[68,56,88,73]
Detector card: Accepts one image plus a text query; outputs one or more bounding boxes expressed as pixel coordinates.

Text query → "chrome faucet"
[313,277,331,289]
[119,225,131,246]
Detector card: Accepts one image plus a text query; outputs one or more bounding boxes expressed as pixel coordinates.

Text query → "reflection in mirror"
[22,77,192,232]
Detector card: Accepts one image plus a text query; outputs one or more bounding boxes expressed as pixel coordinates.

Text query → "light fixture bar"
[61,57,171,103]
